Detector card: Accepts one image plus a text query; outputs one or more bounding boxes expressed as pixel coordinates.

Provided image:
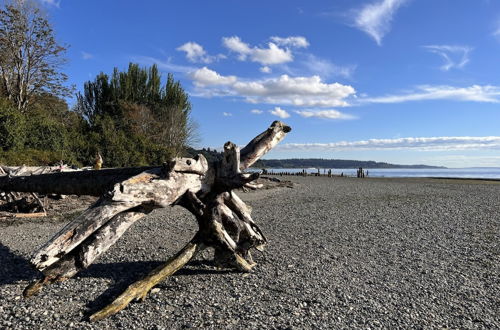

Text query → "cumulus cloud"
[222,36,295,65]
[352,0,408,45]
[81,51,94,60]
[189,67,237,86]
[176,42,224,63]
[361,85,500,104]
[277,136,500,152]
[260,66,272,73]
[269,107,290,119]
[295,109,356,120]
[270,36,309,48]
[189,67,356,107]
[250,109,263,114]
[222,36,251,59]
[423,45,472,71]
[222,112,233,117]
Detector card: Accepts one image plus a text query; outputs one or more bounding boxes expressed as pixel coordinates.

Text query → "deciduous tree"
[0,0,71,112]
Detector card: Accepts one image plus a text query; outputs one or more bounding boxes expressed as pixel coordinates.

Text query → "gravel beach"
[1,176,499,329]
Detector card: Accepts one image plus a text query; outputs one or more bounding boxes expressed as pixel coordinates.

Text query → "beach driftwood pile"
[0,121,291,321]
[0,164,76,216]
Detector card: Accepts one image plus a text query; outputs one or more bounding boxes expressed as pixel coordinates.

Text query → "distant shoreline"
[258,169,500,182]
[254,158,445,169]
[261,174,500,185]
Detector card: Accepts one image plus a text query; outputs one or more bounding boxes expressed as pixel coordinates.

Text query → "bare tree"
[0,0,71,112]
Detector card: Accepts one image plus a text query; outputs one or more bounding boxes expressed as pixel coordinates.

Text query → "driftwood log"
[0,121,291,321]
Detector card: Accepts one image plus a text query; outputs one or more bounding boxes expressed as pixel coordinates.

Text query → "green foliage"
[0,97,26,150]
[0,2,197,168]
[24,108,65,151]
[76,63,196,167]
[0,95,87,166]
[0,59,196,167]
[0,148,62,166]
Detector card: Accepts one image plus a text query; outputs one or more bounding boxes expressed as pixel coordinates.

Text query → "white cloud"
[222,112,233,117]
[277,136,500,152]
[189,67,237,86]
[423,45,472,71]
[233,75,356,107]
[81,51,93,60]
[362,85,500,104]
[260,66,272,73]
[222,36,293,65]
[270,107,290,119]
[352,0,408,46]
[177,42,207,62]
[189,68,356,107]
[176,42,224,63]
[222,36,251,60]
[249,43,292,65]
[295,109,356,120]
[250,109,263,114]
[270,36,309,48]
[302,54,356,79]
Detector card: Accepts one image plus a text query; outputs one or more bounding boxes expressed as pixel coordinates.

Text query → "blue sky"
[38,0,500,167]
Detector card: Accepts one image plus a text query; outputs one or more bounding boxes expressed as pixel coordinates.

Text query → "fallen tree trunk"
[0,166,156,196]
[14,120,291,321]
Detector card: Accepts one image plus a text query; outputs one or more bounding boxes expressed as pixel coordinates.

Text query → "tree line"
[0,0,197,167]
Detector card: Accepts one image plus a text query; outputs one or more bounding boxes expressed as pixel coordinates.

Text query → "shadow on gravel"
[82,259,233,318]
[0,243,39,285]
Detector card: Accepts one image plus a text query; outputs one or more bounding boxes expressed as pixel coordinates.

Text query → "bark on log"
[18,121,291,320]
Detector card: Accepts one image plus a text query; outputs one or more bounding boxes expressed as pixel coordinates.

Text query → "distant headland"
[253,158,445,169]
[186,148,445,169]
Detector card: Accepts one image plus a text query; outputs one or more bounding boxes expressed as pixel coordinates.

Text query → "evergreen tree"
[76,63,197,166]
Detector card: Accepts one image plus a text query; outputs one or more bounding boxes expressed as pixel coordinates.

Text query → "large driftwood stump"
[2,121,291,320]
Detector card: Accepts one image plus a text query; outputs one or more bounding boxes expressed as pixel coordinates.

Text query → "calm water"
[252,168,500,179]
